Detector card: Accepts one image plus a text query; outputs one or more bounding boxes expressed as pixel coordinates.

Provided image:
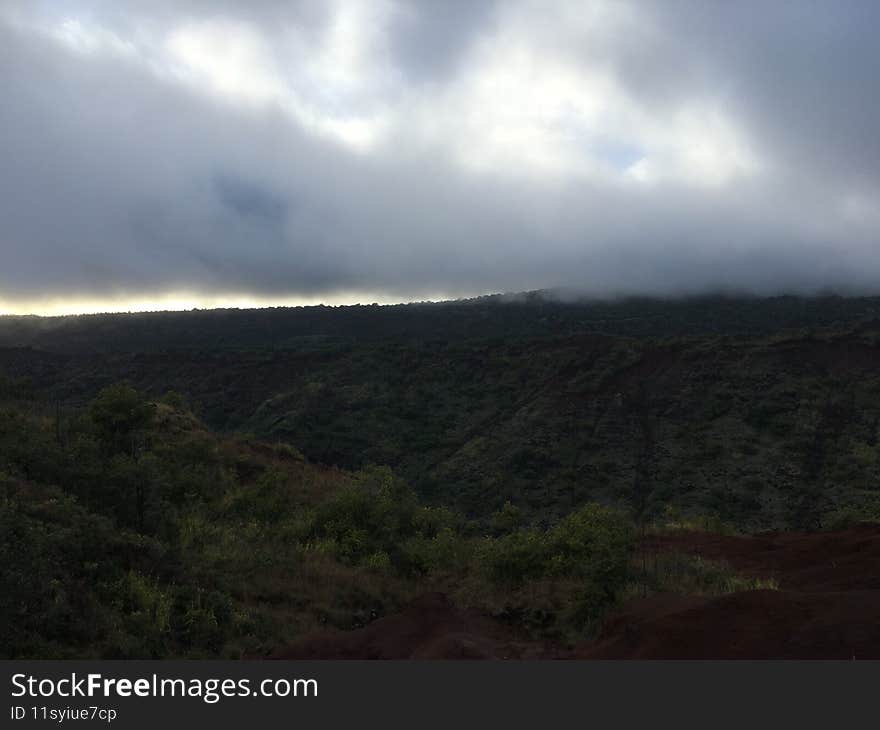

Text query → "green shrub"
[490,500,524,534]
[478,504,633,589]
[306,466,460,573]
[545,504,635,596]
[88,383,156,455]
[477,528,548,584]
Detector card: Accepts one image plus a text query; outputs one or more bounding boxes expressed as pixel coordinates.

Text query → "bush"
[477,528,548,584]
[545,504,635,596]
[306,466,460,573]
[88,383,156,455]
[478,504,633,588]
[490,500,524,534]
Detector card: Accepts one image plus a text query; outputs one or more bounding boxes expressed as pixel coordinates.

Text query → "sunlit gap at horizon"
[0,289,479,317]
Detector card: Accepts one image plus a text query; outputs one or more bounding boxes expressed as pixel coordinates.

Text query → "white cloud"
[163,16,391,152]
[0,0,878,310]
[20,2,764,184]
[51,18,139,58]
[166,20,285,105]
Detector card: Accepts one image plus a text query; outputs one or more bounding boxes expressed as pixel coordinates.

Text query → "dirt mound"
[580,524,880,658]
[271,593,550,660]
[579,589,880,659]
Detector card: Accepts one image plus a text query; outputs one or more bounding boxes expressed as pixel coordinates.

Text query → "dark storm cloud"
[214,175,288,224]
[389,0,498,83]
[1,1,879,311]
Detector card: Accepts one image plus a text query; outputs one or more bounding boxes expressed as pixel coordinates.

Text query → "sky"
[1,0,879,315]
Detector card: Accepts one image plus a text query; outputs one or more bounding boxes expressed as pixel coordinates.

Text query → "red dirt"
[642,522,880,591]
[577,589,880,659]
[271,593,553,660]
[578,523,880,659]
[272,525,880,659]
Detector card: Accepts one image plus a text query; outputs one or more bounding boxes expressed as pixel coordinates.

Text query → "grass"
[647,508,740,536]
[623,551,779,602]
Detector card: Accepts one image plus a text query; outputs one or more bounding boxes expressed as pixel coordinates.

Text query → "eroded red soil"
[271,593,553,660]
[578,523,880,658]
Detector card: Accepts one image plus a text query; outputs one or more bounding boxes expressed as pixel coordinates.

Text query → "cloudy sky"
[1,0,879,314]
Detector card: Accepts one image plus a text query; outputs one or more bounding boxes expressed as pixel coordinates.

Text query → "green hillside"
[2,295,880,530]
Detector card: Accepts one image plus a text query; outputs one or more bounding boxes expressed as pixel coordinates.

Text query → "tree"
[88,384,155,456]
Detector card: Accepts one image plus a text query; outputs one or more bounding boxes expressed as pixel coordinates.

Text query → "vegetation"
[624,553,779,601]
[0,384,639,657]
[3,294,880,530]
[2,294,879,657]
